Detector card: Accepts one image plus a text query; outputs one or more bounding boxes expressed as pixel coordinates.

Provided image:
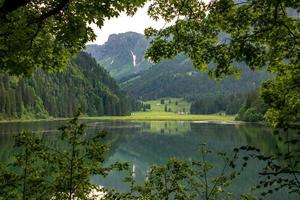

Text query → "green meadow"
[83,98,235,122]
[83,112,234,121]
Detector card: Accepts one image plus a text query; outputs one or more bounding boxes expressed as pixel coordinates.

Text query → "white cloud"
[88,4,166,45]
[88,0,211,45]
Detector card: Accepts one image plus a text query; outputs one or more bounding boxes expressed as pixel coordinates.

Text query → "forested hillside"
[0,52,141,120]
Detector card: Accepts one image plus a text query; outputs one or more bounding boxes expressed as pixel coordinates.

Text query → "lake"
[0,120,296,199]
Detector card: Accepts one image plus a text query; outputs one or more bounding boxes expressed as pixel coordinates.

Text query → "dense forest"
[0,52,141,119]
[190,89,267,122]
[190,92,245,115]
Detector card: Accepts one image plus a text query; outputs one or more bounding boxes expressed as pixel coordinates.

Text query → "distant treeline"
[0,52,142,120]
[190,90,267,122]
[189,93,243,115]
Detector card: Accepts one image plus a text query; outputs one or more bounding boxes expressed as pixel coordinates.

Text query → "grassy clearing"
[82,112,235,122]
[145,98,191,113]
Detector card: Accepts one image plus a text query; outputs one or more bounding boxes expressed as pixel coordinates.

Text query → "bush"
[236,107,263,122]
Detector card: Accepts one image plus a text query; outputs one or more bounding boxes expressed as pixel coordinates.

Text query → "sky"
[89,4,166,45]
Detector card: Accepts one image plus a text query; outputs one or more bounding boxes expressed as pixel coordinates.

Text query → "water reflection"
[0,120,296,199]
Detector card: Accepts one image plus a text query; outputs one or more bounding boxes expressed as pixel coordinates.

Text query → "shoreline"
[0,117,70,124]
[0,112,246,124]
[83,117,237,123]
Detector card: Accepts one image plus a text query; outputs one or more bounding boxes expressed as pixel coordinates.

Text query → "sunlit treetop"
[0,0,146,75]
[145,0,300,128]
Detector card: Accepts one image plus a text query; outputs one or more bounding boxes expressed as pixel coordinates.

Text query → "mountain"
[86,32,270,101]
[85,32,151,81]
[0,52,141,120]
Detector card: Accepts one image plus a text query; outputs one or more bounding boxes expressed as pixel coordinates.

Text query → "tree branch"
[37,0,71,22]
[0,0,31,20]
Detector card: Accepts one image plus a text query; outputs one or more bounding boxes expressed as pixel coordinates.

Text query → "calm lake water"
[0,120,297,199]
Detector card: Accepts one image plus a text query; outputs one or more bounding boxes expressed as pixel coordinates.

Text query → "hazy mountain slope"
[121,56,269,100]
[86,32,151,81]
[86,32,269,100]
